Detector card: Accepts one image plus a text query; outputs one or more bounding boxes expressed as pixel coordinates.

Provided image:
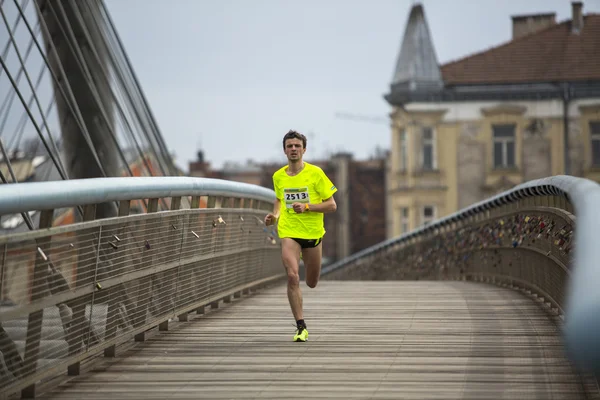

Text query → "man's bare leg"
[302,242,323,289]
[281,238,303,321]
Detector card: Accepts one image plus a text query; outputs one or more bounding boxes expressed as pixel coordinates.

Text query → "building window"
[591,121,600,167]
[398,129,407,172]
[422,127,436,170]
[400,207,409,234]
[493,124,516,169]
[421,205,436,226]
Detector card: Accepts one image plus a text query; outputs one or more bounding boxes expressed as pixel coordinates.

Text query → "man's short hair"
[282,130,307,149]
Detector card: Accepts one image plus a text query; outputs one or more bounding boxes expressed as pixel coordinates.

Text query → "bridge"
[1,175,600,399]
[2,0,600,398]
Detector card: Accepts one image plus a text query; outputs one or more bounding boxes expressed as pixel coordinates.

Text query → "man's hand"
[264,213,278,226]
[292,203,306,214]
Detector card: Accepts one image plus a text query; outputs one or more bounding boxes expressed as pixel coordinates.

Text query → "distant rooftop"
[385,1,600,104]
[511,12,556,21]
[440,13,600,85]
[222,160,263,174]
[389,3,442,94]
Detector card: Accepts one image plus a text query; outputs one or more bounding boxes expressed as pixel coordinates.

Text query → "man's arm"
[312,168,337,213]
[293,196,337,214]
[309,196,336,213]
[272,198,282,218]
[265,198,282,225]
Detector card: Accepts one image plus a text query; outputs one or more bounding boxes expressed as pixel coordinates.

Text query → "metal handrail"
[321,175,600,373]
[0,176,276,215]
[323,176,578,272]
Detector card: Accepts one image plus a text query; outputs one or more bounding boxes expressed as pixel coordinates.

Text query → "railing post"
[84,226,103,348]
[0,243,6,301]
[21,209,54,399]
[163,197,184,332]
[67,204,98,377]
[558,195,566,211]
[171,196,181,211]
[168,196,189,324]
[207,196,217,209]
[134,199,158,342]
[104,200,131,358]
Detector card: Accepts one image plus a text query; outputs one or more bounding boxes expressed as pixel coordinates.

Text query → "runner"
[265,130,338,342]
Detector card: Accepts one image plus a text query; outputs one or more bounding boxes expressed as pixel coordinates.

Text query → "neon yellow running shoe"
[293,325,308,342]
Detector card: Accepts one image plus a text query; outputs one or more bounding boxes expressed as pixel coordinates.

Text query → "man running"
[264,130,338,342]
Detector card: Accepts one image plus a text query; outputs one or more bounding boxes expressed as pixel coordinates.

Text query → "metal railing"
[0,176,284,398]
[322,175,600,374]
[2,174,600,397]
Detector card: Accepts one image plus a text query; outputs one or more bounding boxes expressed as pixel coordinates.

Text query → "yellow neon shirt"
[272,162,337,239]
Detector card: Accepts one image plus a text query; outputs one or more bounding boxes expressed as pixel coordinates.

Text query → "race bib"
[284,187,309,208]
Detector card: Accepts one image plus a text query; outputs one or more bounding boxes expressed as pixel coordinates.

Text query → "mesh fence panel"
[0,207,283,394]
[324,200,573,314]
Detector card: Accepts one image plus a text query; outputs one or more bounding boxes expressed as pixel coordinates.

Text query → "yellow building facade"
[385,3,600,238]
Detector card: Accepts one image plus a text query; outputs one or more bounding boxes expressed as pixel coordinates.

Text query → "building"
[188,150,263,184]
[385,1,600,238]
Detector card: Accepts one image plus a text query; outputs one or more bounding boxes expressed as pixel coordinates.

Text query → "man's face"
[284,138,305,162]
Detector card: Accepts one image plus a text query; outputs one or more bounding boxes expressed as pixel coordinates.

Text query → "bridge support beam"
[36,0,120,220]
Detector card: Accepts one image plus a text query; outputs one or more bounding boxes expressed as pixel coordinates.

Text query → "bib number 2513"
[284,187,309,208]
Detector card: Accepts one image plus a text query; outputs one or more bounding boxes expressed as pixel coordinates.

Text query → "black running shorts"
[291,237,323,249]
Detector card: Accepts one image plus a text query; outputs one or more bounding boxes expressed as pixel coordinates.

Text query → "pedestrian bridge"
[1,175,600,399]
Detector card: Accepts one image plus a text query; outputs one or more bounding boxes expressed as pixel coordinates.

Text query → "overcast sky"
[104,0,600,171]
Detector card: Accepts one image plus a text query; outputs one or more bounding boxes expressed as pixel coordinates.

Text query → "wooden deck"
[37,281,594,399]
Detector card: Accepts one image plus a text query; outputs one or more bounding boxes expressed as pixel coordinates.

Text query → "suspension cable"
[66,1,159,179]
[100,0,177,175]
[0,139,35,229]
[0,0,29,80]
[82,1,171,178]
[0,5,69,179]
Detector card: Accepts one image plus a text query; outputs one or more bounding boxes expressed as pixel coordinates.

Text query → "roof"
[0,157,43,182]
[440,14,600,85]
[390,4,442,90]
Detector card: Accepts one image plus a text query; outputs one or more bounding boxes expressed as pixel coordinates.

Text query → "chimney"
[511,13,556,39]
[572,1,584,34]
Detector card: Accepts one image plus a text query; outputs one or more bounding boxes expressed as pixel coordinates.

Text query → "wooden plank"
[35,281,593,399]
